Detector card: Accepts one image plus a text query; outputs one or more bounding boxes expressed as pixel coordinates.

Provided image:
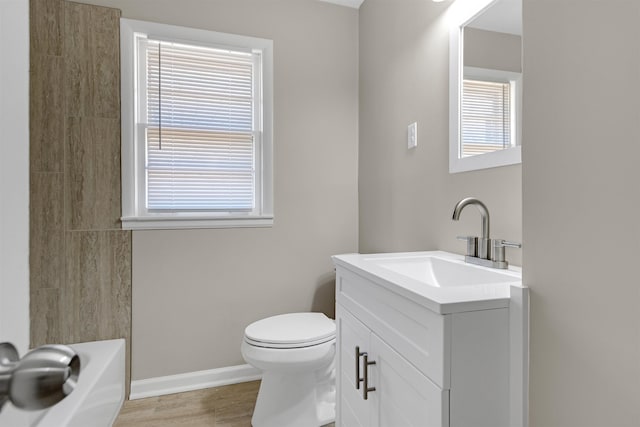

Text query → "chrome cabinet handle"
[355,346,364,390]
[362,353,376,400]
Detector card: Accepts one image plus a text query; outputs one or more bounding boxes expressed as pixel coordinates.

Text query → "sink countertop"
[332,250,523,314]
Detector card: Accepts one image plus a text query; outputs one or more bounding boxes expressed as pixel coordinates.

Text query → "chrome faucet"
[452,197,491,259]
[452,197,521,269]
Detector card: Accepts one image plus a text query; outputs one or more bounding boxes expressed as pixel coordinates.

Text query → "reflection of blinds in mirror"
[461,79,511,157]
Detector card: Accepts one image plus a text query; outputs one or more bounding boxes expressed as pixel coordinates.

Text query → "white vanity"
[332,251,528,427]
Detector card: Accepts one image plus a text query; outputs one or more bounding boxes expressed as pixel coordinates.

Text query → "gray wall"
[358,0,522,263]
[464,27,522,73]
[523,0,640,425]
[79,0,359,380]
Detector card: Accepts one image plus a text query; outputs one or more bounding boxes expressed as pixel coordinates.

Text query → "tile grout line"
[62,0,70,344]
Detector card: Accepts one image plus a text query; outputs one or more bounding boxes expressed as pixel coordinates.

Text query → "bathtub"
[0,339,125,427]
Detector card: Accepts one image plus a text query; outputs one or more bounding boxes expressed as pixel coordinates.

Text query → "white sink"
[333,251,522,313]
[370,255,518,287]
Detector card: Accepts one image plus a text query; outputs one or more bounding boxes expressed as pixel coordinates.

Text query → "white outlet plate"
[408,122,417,149]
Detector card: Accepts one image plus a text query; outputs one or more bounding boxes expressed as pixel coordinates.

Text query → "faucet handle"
[456,236,478,257]
[494,240,521,249]
[492,239,521,263]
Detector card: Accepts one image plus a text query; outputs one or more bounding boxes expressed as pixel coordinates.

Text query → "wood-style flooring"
[114,381,335,427]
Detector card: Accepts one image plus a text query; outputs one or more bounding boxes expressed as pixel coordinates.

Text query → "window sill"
[121,215,274,230]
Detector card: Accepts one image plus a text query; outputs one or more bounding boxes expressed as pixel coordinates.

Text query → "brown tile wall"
[29,0,130,393]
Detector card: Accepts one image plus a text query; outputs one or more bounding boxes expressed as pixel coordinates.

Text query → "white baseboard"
[129,364,262,400]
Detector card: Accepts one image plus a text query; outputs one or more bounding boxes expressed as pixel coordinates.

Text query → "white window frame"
[120,18,273,230]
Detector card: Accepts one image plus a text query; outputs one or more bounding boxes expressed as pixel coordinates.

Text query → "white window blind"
[142,39,258,211]
[461,79,512,158]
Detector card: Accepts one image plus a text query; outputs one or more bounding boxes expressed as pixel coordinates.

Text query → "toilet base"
[251,361,335,427]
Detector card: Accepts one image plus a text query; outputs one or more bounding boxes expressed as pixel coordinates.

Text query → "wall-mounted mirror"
[449,0,522,173]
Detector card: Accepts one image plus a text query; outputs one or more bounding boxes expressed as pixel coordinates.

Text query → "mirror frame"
[449,0,522,174]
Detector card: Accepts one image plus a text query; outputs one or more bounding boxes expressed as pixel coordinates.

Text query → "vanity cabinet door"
[336,304,372,427]
[369,333,449,427]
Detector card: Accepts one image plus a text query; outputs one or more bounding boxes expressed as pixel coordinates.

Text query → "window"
[120,19,273,230]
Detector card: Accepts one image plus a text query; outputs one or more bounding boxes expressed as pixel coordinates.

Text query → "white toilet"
[241,312,336,427]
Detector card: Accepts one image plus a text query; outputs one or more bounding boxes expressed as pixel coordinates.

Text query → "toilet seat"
[244,312,336,349]
[244,335,335,349]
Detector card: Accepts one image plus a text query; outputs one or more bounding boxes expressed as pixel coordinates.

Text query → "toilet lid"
[244,313,335,348]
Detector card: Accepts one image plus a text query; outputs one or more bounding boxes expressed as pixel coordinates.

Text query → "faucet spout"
[451,197,490,239]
